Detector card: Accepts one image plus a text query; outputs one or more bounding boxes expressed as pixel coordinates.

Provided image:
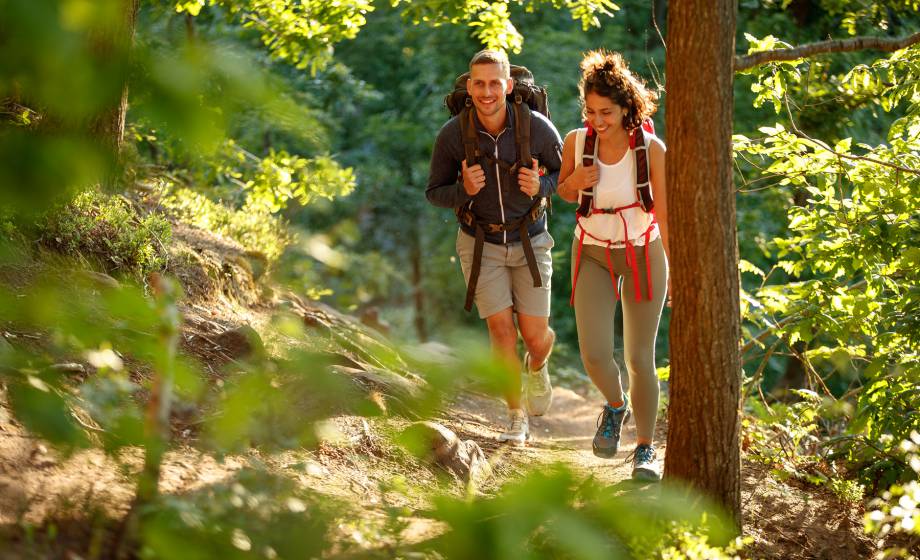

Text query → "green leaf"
[8,376,86,448]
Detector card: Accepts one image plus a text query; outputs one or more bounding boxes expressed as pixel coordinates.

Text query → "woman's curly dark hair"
[579,49,658,131]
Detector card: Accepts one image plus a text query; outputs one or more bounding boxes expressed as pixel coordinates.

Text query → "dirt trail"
[446,386,654,485]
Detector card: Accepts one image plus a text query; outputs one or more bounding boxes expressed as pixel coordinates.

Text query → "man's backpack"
[444,65,550,172]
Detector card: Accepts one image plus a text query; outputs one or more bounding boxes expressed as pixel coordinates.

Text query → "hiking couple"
[426,49,669,482]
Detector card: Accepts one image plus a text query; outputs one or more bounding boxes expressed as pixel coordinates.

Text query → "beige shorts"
[456,228,554,319]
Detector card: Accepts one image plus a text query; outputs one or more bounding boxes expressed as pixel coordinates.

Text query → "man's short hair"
[469,49,510,77]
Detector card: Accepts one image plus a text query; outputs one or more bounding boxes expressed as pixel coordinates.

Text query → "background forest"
[1,0,918,558]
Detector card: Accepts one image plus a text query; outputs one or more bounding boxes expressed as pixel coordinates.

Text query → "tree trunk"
[663,0,742,525]
[89,0,140,186]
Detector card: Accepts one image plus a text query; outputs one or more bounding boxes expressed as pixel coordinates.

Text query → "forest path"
[444,386,658,486]
[441,385,874,560]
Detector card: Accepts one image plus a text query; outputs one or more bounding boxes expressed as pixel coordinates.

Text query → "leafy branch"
[735,31,920,72]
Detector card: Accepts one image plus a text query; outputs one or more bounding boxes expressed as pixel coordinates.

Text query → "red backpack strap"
[632,124,654,212]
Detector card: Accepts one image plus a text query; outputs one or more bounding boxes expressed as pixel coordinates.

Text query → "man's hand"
[461,160,486,196]
[518,159,541,197]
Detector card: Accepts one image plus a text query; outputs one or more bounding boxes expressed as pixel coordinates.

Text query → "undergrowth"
[35,190,171,278]
[156,184,293,263]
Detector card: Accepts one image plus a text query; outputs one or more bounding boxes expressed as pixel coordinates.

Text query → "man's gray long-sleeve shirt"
[426,105,563,244]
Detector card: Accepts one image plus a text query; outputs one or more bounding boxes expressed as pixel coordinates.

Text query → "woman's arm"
[556,130,599,203]
[556,130,578,202]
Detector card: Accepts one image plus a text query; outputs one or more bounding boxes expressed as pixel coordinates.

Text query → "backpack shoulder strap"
[631,126,654,212]
[458,105,480,167]
[512,100,532,170]
[575,127,596,217]
[574,128,585,163]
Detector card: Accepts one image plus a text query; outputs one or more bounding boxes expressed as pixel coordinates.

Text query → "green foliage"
[141,469,344,559]
[746,390,826,462]
[864,433,920,558]
[735,23,920,481]
[6,368,89,450]
[213,140,357,213]
[177,0,374,73]
[743,390,868,504]
[0,279,181,456]
[659,526,751,560]
[395,0,619,54]
[79,373,147,453]
[177,0,619,66]
[36,190,172,278]
[158,184,292,262]
[1,211,23,242]
[274,225,403,306]
[424,466,737,559]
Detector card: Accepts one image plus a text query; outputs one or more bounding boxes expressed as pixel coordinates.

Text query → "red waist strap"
[571,208,657,305]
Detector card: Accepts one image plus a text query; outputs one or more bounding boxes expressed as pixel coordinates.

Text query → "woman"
[556,50,669,481]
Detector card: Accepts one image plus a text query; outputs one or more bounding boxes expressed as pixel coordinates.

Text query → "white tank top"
[573,127,659,248]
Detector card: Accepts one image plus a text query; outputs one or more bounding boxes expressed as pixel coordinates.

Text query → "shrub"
[158,186,292,263]
[37,190,171,278]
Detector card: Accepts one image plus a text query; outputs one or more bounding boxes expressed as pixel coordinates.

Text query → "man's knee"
[521,326,552,354]
[487,317,518,348]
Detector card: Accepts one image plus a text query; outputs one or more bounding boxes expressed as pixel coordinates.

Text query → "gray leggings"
[570,236,669,442]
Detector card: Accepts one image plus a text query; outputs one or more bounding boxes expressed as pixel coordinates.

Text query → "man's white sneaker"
[498,408,529,445]
[523,351,553,416]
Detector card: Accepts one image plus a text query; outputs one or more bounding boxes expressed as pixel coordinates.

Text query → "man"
[426,49,563,444]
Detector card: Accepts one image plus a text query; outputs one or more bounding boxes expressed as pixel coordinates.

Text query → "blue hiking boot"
[629,443,661,482]
[592,399,630,458]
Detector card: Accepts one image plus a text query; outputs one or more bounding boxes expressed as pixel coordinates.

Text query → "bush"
[36,190,171,278]
[158,186,292,263]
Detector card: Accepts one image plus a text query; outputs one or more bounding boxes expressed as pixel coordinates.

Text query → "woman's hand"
[566,164,600,192]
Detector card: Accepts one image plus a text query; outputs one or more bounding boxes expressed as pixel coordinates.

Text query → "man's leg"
[485,307,522,409]
[518,313,555,371]
[457,229,518,407]
[509,230,555,415]
[486,307,529,445]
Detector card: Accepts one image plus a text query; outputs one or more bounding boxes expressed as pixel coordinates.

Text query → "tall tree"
[663,0,742,523]
[90,0,140,156]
